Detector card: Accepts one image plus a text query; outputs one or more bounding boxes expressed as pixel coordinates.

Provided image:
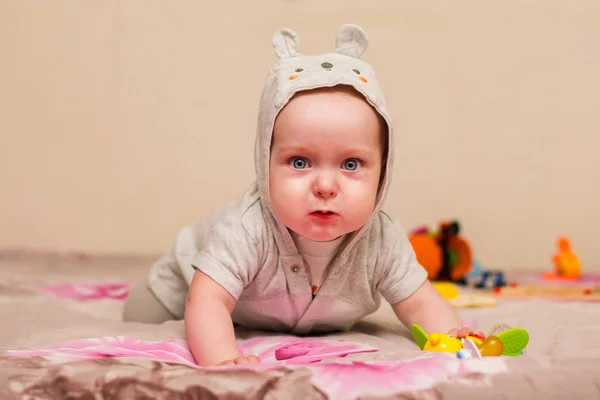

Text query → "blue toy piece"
[466,259,483,281]
[473,270,507,289]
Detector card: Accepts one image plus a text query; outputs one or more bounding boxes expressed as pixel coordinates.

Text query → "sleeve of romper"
[189,213,264,300]
[376,218,429,305]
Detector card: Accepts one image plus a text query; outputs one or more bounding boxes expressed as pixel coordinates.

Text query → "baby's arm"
[392,280,464,335]
[184,271,258,366]
[377,219,473,337]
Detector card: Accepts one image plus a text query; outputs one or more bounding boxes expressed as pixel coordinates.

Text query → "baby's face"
[269,87,384,242]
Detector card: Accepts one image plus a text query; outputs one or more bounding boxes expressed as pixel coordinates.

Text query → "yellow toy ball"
[423,332,463,353]
[477,336,504,356]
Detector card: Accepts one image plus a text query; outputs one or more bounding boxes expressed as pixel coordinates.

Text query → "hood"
[254,24,395,258]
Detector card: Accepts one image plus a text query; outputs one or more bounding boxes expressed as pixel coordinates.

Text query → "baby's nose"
[313,175,338,198]
[315,188,336,198]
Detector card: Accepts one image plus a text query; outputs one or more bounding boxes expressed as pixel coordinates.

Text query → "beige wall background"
[1,0,598,271]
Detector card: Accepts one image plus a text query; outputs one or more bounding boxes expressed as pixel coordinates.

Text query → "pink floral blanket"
[35,282,132,301]
[3,334,509,399]
[5,335,378,367]
[2,259,600,399]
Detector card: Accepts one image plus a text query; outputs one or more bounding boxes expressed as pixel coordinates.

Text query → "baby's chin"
[293,228,348,242]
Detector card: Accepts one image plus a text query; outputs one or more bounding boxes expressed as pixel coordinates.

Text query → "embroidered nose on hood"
[254,24,395,258]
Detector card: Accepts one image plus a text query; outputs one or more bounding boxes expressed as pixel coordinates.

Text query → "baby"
[123,24,475,366]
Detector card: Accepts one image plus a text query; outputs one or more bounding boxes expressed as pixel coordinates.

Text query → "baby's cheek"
[271,178,305,213]
[346,183,378,219]
[349,178,378,200]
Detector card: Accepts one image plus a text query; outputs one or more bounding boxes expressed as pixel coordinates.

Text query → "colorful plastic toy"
[408,220,472,283]
[495,327,529,356]
[411,324,529,358]
[432,281,497,308]
[431,281,460,299]
[411,324,462,352]
[411,324,483,353]
[465,259,483,282]
[457,336,504,359]
[457,338,481,359]
[472,270,507,289]
[462,260,508,291]
[423,332,464,352]
[543,236,581,280]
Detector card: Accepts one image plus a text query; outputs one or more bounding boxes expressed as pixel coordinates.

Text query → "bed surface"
[1,253,599,399]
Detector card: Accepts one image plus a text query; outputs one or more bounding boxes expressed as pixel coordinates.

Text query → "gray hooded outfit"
[126,24,427,335]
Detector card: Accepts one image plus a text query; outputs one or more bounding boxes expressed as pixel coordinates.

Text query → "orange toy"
[408,220,472,282]
[409,234,442,280]
[446,234,472,282]
[543,236,581,280]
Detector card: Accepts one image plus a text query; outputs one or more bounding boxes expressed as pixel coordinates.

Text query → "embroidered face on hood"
[254,24,395,258]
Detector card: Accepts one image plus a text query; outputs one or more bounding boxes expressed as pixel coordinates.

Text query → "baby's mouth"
[310,210,338,219]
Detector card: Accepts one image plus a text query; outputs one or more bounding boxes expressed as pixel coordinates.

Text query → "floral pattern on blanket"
[35,282,131,301]
[1,350,509,400]
[3,335,510,399]
[4,335,377,366]
[240,336,377,364]
[310,355,508,399]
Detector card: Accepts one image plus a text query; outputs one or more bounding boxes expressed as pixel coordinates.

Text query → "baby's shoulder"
[357,210,415,271]
[193,183,270,246]
[367,209,409,246]
[237,186,272,245]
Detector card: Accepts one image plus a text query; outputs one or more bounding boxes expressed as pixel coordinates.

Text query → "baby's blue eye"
[291,157,308,169]
[342,159,360,171]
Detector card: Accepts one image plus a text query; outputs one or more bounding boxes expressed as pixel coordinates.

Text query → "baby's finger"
[234,356,252,365]
[247,355,260,363]
[457,327,473,338]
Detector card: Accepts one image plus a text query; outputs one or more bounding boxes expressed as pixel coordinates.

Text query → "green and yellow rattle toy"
[411,323,529,359]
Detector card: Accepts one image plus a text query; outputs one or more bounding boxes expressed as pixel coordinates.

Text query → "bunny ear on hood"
[272,28,302,60]
[254,24,395,258]
[335,24,369,59]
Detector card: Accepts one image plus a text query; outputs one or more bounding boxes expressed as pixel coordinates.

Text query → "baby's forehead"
[272,88,385,148]
[288,84,363,104]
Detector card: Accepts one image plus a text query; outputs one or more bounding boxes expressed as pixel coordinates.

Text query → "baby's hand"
[217,355,260,366]
[448,327,485,340]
